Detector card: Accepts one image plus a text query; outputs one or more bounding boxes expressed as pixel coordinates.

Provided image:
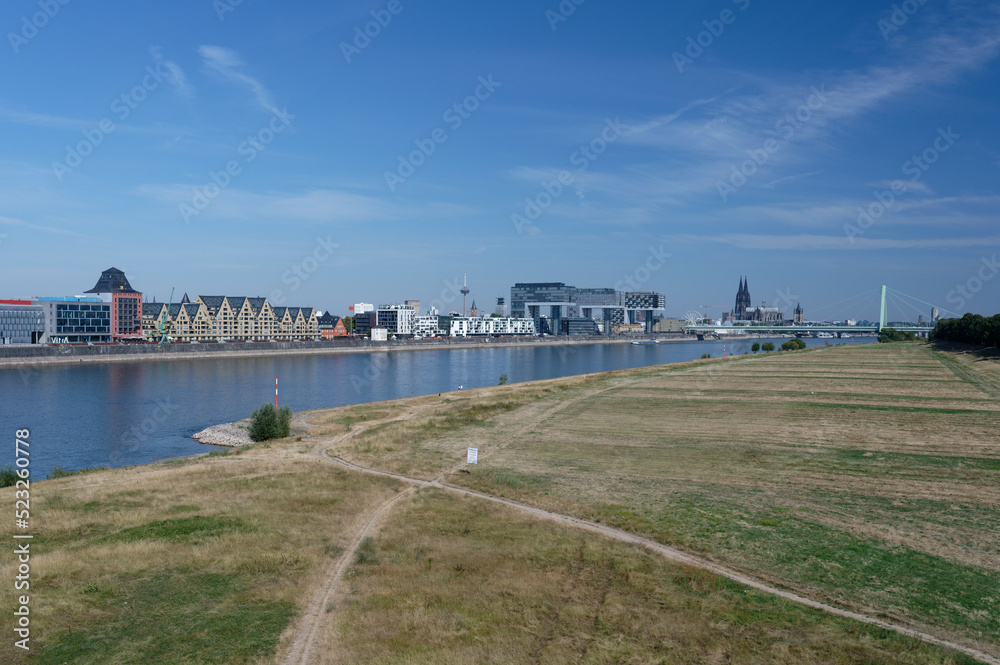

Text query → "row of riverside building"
[0,268,320,345]
[1,268,671,345]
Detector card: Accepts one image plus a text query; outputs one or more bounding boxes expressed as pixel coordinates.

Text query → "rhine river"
[1,337,871,478]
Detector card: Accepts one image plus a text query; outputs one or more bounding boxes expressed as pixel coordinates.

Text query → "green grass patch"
[650,493,1000,641]
[101,515,255,545]
[804,402,991,415]
[471,466,552,491]
[38,572,294,665]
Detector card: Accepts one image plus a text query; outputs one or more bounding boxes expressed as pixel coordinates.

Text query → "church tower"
[734,276,752,320]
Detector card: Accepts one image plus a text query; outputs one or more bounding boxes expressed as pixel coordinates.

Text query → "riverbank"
[4,343,995,664]
[0,333,694,367]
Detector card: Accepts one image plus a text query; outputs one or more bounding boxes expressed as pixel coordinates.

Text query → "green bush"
[249,403,293,442]
[701,353,711,359]
[498,374,508,385]
[781,338,807,351]
[761,342,776,352]
[878,327,917,343]
[0,465,18,488]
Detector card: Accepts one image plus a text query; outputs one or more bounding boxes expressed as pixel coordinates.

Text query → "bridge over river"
[685,285,953,337]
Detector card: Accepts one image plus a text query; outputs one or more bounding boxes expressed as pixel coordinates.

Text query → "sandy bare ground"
[273,376,1000,665]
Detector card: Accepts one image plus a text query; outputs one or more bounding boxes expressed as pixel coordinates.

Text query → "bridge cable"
[806,288,881,316]
[885,287,960,318]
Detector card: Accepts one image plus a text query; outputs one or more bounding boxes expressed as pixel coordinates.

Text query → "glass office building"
[0,301,45,344]
[36,297,112,343]
[511,282,666,334]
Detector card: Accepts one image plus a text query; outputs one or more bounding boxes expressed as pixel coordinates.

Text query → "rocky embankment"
[192,422,253,447]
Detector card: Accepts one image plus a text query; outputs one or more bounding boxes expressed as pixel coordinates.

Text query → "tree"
[761,342,775,352]
[781,338,806,351]
[249,403,293,442]
[878,327,917,343]
[751,342,760,353]
[498,374,508,385]
[931,313,1000,348]
[343,315,354,334]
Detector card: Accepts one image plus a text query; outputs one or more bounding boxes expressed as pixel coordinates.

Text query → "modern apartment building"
[376,304,415,336]
[448,317,535,337]
[141,296,320,342]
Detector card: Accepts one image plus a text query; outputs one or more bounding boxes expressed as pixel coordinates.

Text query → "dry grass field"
[0,439,405,664]
[329,343,1000,659]
[2,342,996,664]
[333,489,979,664]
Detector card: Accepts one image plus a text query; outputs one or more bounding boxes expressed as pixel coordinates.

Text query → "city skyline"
[2,1,998,320]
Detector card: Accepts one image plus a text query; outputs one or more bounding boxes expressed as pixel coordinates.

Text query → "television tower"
[461,273,470,317]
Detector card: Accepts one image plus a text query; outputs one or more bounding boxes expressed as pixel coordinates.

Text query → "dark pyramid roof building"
[85,267,139,294]
[180,293,190,304]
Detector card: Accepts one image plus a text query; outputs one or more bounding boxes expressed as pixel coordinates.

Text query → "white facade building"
[376,304,415,335]
[449,317,535,337]
[412,315,445,338]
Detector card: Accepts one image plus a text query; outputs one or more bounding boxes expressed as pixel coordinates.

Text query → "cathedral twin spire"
[734,275,752,318]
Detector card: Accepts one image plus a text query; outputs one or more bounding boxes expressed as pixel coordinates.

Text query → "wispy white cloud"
[198,46,276,113]
[619,12,1000,192]
[133,184,480,225]
[150,46,193,97]
[0,107,90,130]
[673,233,1000,251]
[763,171,825,189]
[0,214,83,236]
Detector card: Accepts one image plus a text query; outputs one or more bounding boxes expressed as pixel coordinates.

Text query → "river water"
[0,337,871,478]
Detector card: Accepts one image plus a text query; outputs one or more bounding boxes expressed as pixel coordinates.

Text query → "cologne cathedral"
[731,276,785,323]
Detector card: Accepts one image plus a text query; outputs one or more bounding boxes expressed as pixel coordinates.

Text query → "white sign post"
[466,447,478,465]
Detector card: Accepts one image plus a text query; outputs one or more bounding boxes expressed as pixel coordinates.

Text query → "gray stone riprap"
[192,422,253,447]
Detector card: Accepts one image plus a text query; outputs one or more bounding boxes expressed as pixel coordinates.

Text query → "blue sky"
[1,0,998,321]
